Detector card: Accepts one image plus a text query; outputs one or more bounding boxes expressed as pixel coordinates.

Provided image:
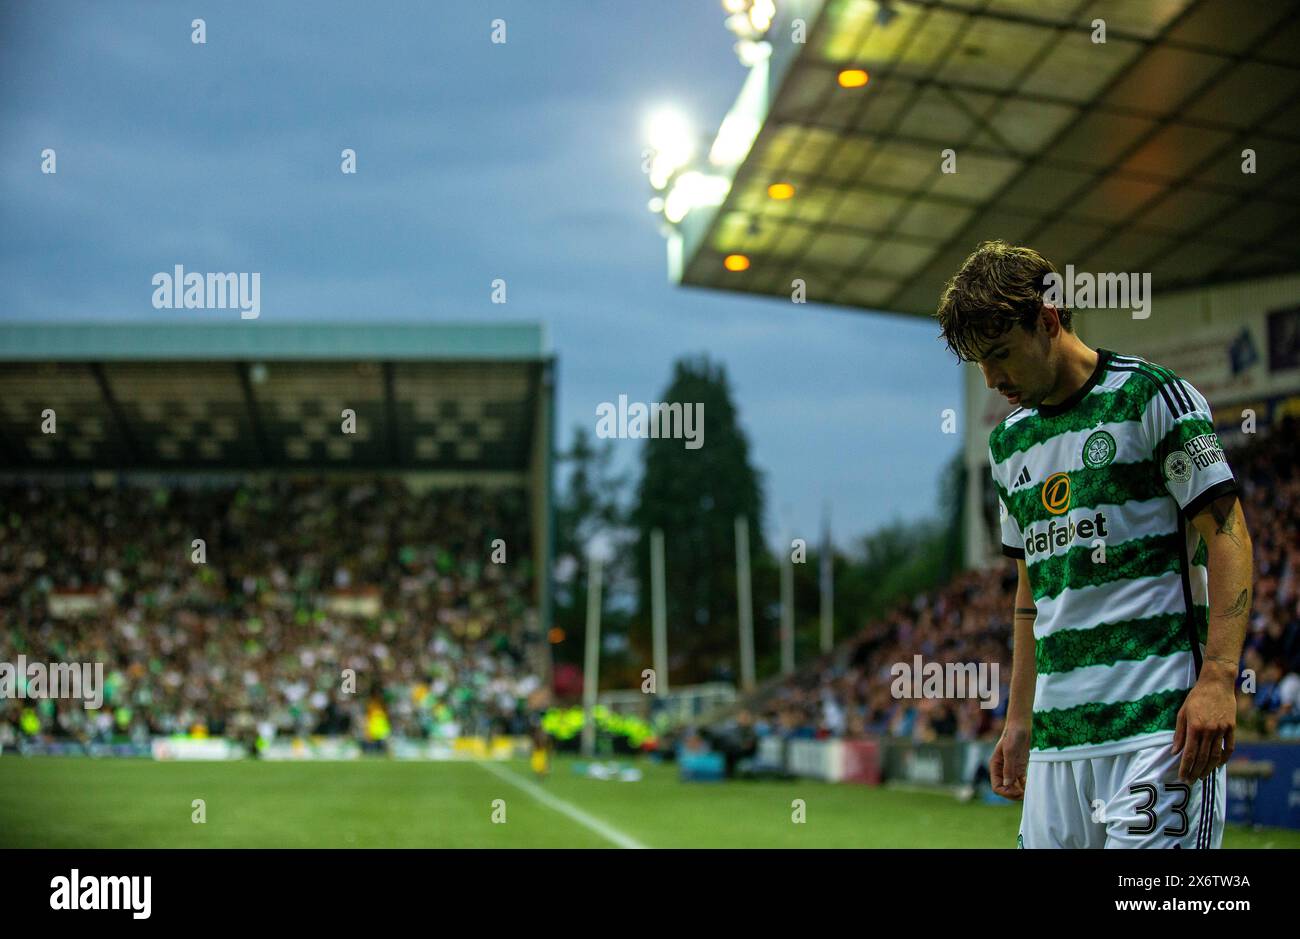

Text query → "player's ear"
[1039,303,1060,337]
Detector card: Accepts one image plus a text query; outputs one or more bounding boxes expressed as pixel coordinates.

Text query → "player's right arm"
[991,558,1035,800]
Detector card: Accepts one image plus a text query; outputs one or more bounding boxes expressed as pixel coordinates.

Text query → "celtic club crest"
[1082,430,1116,469]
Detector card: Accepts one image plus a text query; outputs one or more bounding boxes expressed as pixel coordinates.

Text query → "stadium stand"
[0,323,555,755]
[0,477,542,748]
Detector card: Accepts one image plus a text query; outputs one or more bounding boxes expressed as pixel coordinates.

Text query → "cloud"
[0,0,962,541]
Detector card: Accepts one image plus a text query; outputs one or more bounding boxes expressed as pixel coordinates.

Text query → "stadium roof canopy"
[0,322,551,472]
[658,0,1300,316]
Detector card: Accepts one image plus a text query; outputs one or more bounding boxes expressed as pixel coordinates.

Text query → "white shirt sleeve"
[1140,373,1237,519]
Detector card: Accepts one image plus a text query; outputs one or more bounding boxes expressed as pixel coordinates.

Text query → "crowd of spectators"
[753,415,1300,744]
[1230,416,1300,738]
[0,477,545,749]
[4,414,1297,753]
[750,567,1016,746]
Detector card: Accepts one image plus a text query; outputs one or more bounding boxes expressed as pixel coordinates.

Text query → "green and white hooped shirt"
[989,349,1238,761]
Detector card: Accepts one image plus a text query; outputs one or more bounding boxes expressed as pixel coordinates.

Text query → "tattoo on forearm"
[1215,588,1250,620]
[1210,497,1243,549]
[1014,607,1037,618]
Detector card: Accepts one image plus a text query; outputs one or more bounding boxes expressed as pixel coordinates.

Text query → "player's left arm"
[1175,492,1253,782]
[1141,371,1254,783]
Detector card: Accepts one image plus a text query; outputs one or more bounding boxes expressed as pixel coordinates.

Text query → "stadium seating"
[0,477,543,748]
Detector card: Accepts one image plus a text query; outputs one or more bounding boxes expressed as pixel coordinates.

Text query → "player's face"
[974,318,1054,409]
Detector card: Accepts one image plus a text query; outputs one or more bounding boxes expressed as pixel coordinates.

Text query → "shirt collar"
[1036,348,1110,418]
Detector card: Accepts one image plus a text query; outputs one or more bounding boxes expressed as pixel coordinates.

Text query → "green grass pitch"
[2,756,1297,849]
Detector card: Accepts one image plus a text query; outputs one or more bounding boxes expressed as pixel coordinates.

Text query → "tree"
[826,449,966,642]
[631,356,765,683]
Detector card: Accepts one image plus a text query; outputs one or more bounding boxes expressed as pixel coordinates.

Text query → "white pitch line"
[476,760,647,849]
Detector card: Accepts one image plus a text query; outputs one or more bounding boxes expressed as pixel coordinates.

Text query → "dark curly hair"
[934,240,1073,361]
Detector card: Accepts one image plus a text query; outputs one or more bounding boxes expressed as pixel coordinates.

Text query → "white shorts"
[1018,743,1225,849]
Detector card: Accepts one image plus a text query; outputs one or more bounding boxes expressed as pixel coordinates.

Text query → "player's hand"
[1172,678,1235,782]
[991,722,1030,801]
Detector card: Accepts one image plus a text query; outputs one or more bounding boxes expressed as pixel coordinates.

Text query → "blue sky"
[0,1,963,549]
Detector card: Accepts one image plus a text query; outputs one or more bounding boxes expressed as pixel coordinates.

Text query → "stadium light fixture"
[724,12,754,38]
[722,0,775,40]
[748,0,776,33]
[709,111,762,167]
[734,38,771,68]
[838,68,870,88]
[649,2,775,226]
[663,170,731,224]
[645,107,697,191]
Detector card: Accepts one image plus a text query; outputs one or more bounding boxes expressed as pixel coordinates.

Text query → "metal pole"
[780,537,794,676]
[735,516,755,692]
[581,555,603,758]
[650,528,669,695]
[820,508,833,655]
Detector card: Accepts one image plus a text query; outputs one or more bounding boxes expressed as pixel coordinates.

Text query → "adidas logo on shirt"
[1013,465,1032,489]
